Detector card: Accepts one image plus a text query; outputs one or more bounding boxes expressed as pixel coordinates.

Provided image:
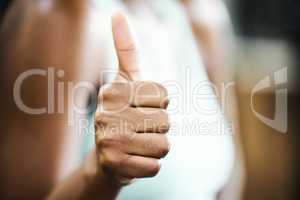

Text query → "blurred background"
[225,0,300,199]
[1,0,300,199]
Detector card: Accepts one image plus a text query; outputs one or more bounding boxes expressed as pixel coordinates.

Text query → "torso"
[82,1,234,199]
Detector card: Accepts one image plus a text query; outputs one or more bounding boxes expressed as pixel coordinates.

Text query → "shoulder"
[183,0,231,28]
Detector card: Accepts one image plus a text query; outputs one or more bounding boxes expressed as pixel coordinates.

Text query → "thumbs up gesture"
[94,13,170,185]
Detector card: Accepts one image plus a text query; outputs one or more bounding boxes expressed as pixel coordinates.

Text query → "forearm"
[0,1,109,198]
[48,150,122,200]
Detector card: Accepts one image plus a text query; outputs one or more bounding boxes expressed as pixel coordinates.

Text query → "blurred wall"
[229,0,300,199]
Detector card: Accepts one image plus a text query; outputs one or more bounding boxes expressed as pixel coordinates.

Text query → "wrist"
[82,149,123,190]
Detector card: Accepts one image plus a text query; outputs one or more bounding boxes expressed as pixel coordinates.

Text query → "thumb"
[112,12,141,81]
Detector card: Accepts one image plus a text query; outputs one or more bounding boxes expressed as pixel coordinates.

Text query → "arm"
[182,0,245,199]
[0,2,169,199]
[47,150,122,200]
[0,0,116,198]
[0,1,86,198]
[182,0,234,85]
[49,12,170,200]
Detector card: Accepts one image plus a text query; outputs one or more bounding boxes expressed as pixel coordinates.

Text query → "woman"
[0,0,239,199]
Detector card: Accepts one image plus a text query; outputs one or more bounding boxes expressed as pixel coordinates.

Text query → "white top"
[82,1,235,199]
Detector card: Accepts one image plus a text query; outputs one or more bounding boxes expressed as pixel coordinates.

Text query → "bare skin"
[0,1,170,199]
[182,1,244,199]
[51,12,171,200]
[0,1,89,198]
[0,0,239,199]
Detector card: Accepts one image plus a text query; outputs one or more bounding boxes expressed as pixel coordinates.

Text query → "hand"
[94,12,170,185]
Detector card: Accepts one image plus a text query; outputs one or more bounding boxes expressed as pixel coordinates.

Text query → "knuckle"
[133,81,169,108]
[96,137,112,149]
[95,111,121,129]
[148,82,168,98]
[98,83,125,102]
[96,133,120,149]
[122,131,136,143]
[98,84,110,99]
[135,81,167,95]
[153,83,169,108]
[159,122,170,133]
[95,113,110,127]
[98,85,115,101]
